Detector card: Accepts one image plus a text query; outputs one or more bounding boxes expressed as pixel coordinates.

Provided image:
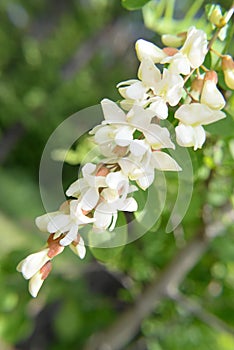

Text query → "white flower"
[91,99,175,161]
[36,200,95,247]
[175,103,226,150]
[119,150,181,190]
[162,27,208,75]
[93,171,138,231]
[117,59,184,118]
[66,163,107,210]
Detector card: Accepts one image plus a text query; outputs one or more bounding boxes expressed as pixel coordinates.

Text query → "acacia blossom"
[17,17,233,298]
[67,163,138,231]
[135,26,208,75]
[175,71,226,150]
[117,58,184,119]
[175,103,226,150]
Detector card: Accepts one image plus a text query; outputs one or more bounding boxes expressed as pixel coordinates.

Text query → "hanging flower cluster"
[17,7,234,297]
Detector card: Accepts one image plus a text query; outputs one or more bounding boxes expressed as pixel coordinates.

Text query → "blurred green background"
[1,0,234,349]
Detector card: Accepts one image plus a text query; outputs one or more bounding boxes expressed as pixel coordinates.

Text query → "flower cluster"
[18,12,234,297]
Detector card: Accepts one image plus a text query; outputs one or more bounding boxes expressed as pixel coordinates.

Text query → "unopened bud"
[204,70,218,84]
[222,55,234,90]
[201,71,225,110]
[161,33,186,48]
[190,77,204,101]
[209,6,223,27]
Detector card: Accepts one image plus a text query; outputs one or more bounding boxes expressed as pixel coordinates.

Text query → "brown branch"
[83,205,233,350]
[168,291,234,336]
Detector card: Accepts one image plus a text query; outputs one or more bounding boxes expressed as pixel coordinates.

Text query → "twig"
[168,291,234,336]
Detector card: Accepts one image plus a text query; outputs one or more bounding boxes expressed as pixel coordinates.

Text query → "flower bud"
[222,55,234,90]
[29,261,52,298]
[161,32,186,48]
[209,5,223,27]
[200,71,225,110]
[190,77,204,101]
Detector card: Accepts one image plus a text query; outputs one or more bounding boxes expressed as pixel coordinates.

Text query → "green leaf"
[203,51,212,70]
[121,0,151,10]
[205,112,234,137]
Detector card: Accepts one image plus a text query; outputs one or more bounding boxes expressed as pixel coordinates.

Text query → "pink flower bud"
[222,55,234,90]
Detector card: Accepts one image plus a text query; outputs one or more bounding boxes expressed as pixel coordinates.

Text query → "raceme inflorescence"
[17,5,234,297]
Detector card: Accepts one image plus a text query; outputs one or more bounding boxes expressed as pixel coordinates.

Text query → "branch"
[83,205,234,350]
[168,291,234,336]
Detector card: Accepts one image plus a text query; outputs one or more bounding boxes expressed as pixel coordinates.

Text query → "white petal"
[82,163,96,177]
[200,80,225,110]
[115,126,133,147]
[143,124,175,149]
[70,200,95,224]
[59,224,78,246]
[162,53,191,75]
[181,27,208,68]
[101,99,126,123]
[152,151,182,171]
[138,59,161,86]
[126,81,147,100]
[94,125,113,145]
[105,171,127,190]
[137,172,155,190]
[47,214,71,233]
[66,179,82,197]
[175,124,206,150]
[175,103,226,126]
[127,104,154,129]
[76,236,86,259]
[117,79,139,89]
[119,197,138,212]
[35,213,58,232]
[130,139,149,156]
[17,249,50,280]
[28,272,44,298]
[94,204,113,230]
[81,188,99,211]
[149,98,168,119]
[135,39,166,63]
